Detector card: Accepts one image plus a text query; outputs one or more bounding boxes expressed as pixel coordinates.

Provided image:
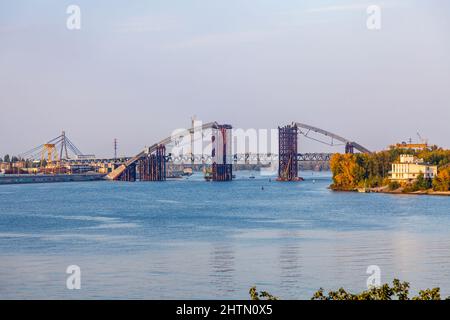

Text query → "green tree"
[414,173,432,191]
[249,287,278,300]
[3,154,10,163]
[251,279,447,300]
[388,181,401,191]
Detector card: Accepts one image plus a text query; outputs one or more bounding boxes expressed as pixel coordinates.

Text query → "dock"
[0,173,106,185]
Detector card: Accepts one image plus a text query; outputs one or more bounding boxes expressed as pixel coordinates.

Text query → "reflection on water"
[0,172,449,299]
[278,231,302,295]
[209,244,236,295]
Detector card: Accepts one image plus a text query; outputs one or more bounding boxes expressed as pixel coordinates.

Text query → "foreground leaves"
[251,279,447,300]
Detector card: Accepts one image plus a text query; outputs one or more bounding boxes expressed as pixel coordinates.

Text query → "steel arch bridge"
[293,122,371,154]
[106,121,370,181]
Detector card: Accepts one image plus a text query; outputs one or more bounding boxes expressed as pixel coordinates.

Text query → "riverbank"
[331,185,450,196]
[0,173,106,185]
[383,189,450,196]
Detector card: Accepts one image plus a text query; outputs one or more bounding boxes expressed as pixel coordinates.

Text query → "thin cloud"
[115,15,180,33]
[167,30,277,49]
[307,1,398,13]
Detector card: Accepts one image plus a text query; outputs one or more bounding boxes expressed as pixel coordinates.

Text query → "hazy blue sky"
[1,0,449,158]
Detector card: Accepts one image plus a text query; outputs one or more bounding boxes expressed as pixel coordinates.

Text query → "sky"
[1,0,449,158]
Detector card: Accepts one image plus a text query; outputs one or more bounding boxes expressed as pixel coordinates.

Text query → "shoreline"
[0,173,106,185]
[330,186,450,197]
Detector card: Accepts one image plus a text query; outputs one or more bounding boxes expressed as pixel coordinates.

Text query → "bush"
[413,173,432,190]
[388,181,401,191]
[251,279,447,300]
[249,286,278,300]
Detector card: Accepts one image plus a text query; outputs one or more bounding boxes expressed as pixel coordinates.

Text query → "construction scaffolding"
[211,124,233,181]
[278,124,299,181]
[139,145,166,181]
[118,163,136,182]
[345,142,354,154]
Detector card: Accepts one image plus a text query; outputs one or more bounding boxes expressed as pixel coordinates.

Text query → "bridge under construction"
[105,121,371,182]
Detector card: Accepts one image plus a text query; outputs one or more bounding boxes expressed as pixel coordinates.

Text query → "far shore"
[330,186,450,197]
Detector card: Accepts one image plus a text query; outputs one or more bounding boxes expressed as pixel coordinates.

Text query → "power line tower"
[114,138,118,160]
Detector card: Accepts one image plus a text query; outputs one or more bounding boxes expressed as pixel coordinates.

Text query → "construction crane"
[417,132,429,145]
[41,144,59,166]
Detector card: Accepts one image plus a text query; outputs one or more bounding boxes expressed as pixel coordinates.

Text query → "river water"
[0,171,449,299]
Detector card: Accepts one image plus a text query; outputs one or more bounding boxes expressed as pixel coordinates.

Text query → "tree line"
[330,146,450,192]
[0,154,20,163]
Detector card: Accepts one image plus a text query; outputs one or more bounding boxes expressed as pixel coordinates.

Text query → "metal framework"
[211,124,233,181]
[118,163,136,182]
[106,120,371,181]
[163,152,332,164]
[278,125,299,181]
[294,122,371,154]
[106,121,223,180]
[345,142,354,154]
[139,145,166,181]
[41,144,58,165]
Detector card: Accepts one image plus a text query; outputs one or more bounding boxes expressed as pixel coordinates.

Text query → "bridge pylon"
[211,124,233,181]
[278,124,300,181]
[345,143,354,154]
[139,145,166,181]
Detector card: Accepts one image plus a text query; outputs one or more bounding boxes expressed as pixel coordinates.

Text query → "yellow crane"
[41,143,59,168]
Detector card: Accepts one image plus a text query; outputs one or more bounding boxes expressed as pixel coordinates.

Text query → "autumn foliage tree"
[330,147,450,191]
[433,165,450,191]
[330,154,360,190]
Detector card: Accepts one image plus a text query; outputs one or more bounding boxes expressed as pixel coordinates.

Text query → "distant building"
[0,162,11,169]
[76,154,96,161]
[390,154,437,181]
[391,142,428,151]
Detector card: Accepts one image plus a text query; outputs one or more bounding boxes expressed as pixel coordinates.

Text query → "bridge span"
[106,121,370,182]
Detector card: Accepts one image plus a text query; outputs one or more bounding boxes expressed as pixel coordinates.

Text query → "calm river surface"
[0,171,449,299]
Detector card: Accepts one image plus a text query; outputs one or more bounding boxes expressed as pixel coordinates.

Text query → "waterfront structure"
[390,154,438,181]
[278,124,299,181]
[0,173,105,185]
[211,124,233,181]
[5,121,370,182]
